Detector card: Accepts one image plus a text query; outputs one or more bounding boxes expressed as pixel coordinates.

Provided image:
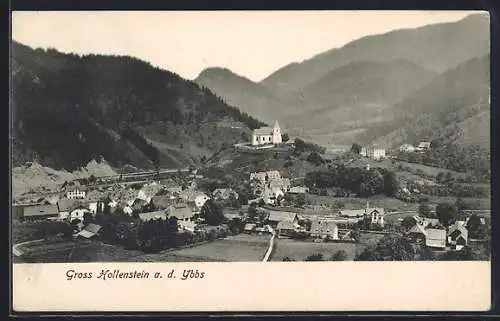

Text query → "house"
[178,220,197,232]
[166,186,183,195]
[366,208,385,227]
[266,210,299,227]
[166,203,195,222]
[212,188,239,201]
[250,170,282,183]
[131,198,149,212]
[360,146,386,160]
[407,223,428,243]
[65,182,87,199]
[276,221,298,238]
[310,219,339,240]
[57,199,78,220]
[22,204,59,222]
[151,195,175,210]
[425,228,446,249]
[339,209,365,218]
[447,223,468,250]
[76,223,102,239]
[69,204,91,222]
[288,186,309,195]
[138,211,168,222]
[193,193,210,209]
[398,144,416,153]
[88,201,104,214]
[416,142,431,152]
[243,223,256,234]
[251,121,282,146]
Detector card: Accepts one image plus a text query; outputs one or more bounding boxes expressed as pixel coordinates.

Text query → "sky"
[12,11,478,82]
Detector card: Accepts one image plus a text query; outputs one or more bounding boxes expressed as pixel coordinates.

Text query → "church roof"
[253,126,273,135]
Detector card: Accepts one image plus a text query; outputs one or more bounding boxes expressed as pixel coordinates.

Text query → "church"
[251,121,282,146]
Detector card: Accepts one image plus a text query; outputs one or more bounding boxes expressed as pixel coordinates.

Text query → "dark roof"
[84,223,102,234]
[23,204,59,217]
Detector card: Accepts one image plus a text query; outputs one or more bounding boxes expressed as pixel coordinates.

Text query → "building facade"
[251,121,282,146]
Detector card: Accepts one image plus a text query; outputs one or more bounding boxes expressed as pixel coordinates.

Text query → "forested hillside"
[11,41,265,171]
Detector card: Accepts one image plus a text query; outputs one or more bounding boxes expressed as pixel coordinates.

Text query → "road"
[12,238,44,257]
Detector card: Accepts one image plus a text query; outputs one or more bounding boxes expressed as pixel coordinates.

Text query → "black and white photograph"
[11,10,491,266]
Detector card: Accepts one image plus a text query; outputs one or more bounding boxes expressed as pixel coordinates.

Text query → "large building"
[360,146,386,160]
[251,121,282,146]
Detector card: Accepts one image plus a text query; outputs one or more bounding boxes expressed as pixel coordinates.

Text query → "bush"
[305,253,324,261]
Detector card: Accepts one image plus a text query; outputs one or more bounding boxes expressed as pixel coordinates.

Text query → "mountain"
[194,67,289,125]
[360,54,490,148]
[11,41,266,171]
[260,13,489,96]
[282,60,437,140]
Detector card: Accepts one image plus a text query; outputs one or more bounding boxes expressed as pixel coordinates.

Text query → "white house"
[251,121,282,146]
[416,142,431,152]
[88,201,104,214]
[194,193,210,209]
[399,144,416,153]
[66,183,87,199]
[361,146,386,160]
[69,205,91,222]
[250,170,282,183]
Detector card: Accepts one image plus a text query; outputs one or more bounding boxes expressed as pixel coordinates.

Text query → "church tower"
[272,120,282,145]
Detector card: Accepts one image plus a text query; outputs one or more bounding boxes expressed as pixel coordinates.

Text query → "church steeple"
[274,120,280,129]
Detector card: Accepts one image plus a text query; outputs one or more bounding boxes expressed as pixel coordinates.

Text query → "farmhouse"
[447,223,468,250]
[276,221,298,238]
[416,141,431,152]
[425,229,446,249]
[69,204,91,222]
[267,210,299,227]
[57,199,78,220]
[65,182,87,199]
[310,219,339,240]
[360,146,386,160]
[151,195,175,210]
[166,203,195,222]
[399,144,416,153]
[251,121,282,146]
[23,204,59,222]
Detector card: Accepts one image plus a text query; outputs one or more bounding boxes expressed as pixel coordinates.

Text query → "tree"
[200,199,224,226]
[350,143,362,154]
[418,202,432,217]
[295,194,306,208]
[401,216,417,231]
[88,174,97,185]
[331,250,348,261]
[307,152,323,166]
[436,202,458,227]
[466,214,487,239]
[83,212,93,226]
[283,256,294,261]
[383,171,399,197]
[281,133,290,142]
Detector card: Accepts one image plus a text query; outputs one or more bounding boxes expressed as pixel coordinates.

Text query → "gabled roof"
[253,126,273,135]
[167,203,194,220]
[23,204,59,217]
[84,223,102,234]
[267,210,298,223]
[366,208,385,216]
[448,222,468,238]
[57,199,78,212]
[425,228,446,248]
[339,209,365,218]
[139,211,167,222]
[408,223,427,235]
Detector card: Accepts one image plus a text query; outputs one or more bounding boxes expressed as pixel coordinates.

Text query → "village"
[12,121,490,263]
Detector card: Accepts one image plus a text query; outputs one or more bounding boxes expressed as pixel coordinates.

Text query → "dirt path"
[12,239,44,257]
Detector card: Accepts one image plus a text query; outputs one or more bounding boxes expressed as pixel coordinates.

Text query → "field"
[16,234,271,263]
[271,232,385,262]
[306,194,419,212]
[147,234,270,262]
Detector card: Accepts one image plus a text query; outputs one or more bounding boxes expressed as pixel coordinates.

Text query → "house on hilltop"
[251,121,282,146]
[416,141,431,152]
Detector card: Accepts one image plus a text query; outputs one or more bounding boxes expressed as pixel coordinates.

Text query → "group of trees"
[293,138,327,156]
[120,127,160,167]
[304,165,399,197]
[394,143,490,180]
[282,250,349,262]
